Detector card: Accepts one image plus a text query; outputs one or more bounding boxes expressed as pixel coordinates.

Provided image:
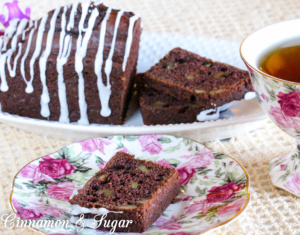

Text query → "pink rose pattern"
[269,106,300,131]
[20,156,75,185]
[177,167,196,185]
[20,156,76,185]
[277,91,300,117]
[12,199,64,220]
[269,106,294,129]
[280,164,286,171]
[268,91,300,131]
[12,136,248,234]
[17,207,44,220]
[177,148,214,185]
[46,182,79,201]
[39,156,76,179]
[156,216,182,230]
[254,78,300,133]
[250,65,300,135]
[185,200,223,214]
[180,148,214,168]
[138,135,162,155]
[31,203,65,218]
[217,197,247,217]
[80,138,111,154]
[270,153,300,197]
[284,172,300,196]
[182,196,193,201]
[185,182,244,215]
[19,164,38,178]
[206,182,243,203]
[12,199,43,220]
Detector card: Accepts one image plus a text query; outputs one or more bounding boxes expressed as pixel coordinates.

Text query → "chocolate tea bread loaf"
[138,78,207,125]
[137,48,253,125]
[0,0,142,125]
[140,47,253,108]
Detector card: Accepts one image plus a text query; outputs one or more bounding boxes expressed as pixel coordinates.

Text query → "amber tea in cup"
[259,38,300,83]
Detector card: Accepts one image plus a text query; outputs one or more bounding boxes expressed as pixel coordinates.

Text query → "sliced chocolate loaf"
[138,81,205,125]
[139,47,253,108]
[69,151,179,233]
[138,79,232,125]
[0,1,142,125]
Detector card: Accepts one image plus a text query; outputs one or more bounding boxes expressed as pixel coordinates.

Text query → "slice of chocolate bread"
[0,1,142,125]
[139,47,253,108]
[138,80,232,125]
[69,151,179,233]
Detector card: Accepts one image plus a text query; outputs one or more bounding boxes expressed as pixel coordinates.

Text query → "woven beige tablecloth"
[1,0,300,234]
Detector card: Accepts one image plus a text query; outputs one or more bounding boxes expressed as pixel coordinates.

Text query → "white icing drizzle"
[197,102,233,122]
[7,19,29,77]
[244,91,256,100]
[11,21,34,79]
[0,1,138,123]
[39,7,61,118]
[0,19,28,92]
[56,6,70,123]
[69,189,79,200]
[20,21,38,89]
[92,0,103,6]
[0,58,8,92]
[95,7,112,118]
[0,55,8,91]
[21,20,34,41]
[70,204,121,216]
[122,15,139,71]
[96,9,124,117]
[56,1,80,123]
[9,44,23,77]
[67,1,79,31]
[1,19,19,51]
[0,36,3,50]
[75,0,99,125]
[25,14,49,94]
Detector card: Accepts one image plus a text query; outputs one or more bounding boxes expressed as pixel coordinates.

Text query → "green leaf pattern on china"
[11,135,249,235]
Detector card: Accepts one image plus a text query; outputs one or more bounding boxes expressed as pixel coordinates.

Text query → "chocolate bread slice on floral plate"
[11,135,250,234]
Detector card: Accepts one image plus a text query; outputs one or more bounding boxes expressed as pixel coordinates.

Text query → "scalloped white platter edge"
[0,32,267,142]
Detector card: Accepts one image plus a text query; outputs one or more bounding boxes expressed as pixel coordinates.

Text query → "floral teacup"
[240,19,300,196]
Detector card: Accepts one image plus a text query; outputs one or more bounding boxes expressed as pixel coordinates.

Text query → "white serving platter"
[0,32,267,142]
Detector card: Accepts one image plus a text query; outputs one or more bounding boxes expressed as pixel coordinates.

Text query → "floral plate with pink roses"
[10,135,250,235]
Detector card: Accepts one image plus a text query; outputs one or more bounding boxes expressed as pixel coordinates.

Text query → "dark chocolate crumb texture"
[0,0,142,125]
[138,47,253,108]
[69,151,180,233]
[138,79,208,125]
